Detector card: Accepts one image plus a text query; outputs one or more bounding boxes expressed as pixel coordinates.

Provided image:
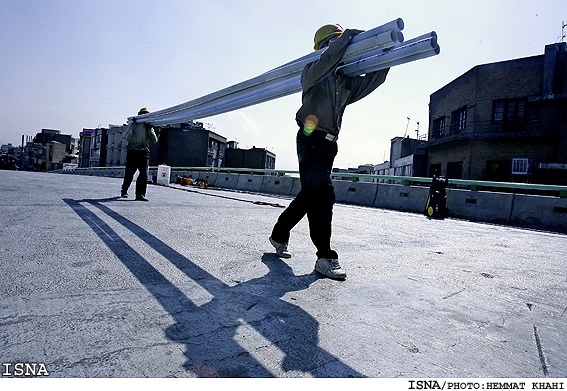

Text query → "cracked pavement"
[0,170,566,378]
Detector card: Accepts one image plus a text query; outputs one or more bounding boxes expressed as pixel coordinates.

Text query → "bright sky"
[0,0,564,170]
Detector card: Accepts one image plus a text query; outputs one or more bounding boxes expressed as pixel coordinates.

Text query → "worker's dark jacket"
[296,29,389,137]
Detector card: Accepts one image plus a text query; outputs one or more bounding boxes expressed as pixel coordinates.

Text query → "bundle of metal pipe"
[136,18,439,126]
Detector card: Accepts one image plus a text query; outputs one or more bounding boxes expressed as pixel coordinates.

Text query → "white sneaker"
[269,237,292,258]
[315,257,346,280]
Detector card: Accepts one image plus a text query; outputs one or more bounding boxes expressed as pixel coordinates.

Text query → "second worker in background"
[121,107,159,201]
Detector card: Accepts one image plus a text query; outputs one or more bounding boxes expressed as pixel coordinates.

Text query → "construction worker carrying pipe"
[269,24,390,280]
[121,107,158,201]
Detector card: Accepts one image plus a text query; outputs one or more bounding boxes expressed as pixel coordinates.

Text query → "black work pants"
[271,129,338,259]
[121,149,150,197]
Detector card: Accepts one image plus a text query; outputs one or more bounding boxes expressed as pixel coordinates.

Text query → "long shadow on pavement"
[63,197,364,378]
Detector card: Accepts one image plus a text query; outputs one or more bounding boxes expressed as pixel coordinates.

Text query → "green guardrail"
[54,166,567,198]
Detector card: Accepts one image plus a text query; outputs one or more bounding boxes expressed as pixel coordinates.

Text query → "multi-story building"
[78,129,94,168]
[427,42,567,185]
[78,128,108,168]
[0,143,22,170]
[369,136,427,183]
[225,143,276,171]
[149,122,228,168]
[23,129,77,171]
[105,124,129,167]
[77,121,276,171]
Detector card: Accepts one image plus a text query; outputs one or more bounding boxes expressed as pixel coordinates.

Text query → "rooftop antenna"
[558,20,567,43]
[404,117,410,137]
[415,121,420,139]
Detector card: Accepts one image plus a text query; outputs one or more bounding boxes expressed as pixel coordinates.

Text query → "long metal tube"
[136,18,405,123]
[141,30,405,124]
[137,21,439,126]
[144,38,439,125]
[262,19,403,76]
[337,35,438,76]
[149,78,302,125]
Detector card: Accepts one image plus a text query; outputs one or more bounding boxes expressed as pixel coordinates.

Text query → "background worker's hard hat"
[313,24,343,50]
[138,107,150,115]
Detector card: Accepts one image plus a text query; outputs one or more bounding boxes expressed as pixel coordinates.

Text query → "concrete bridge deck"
[0,171,565,378]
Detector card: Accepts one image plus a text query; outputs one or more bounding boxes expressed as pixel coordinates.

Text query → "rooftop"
[0,170,565,378]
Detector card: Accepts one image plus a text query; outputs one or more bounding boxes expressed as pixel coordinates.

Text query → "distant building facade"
[149,122,228,168]
[105,125,129,167]
[369,136,426,183]
[225,143,276,170]
[24,121,275,172]
[427,42,567,185]
[1,143,22,170]
[78,128,108,168]
[74,120,279,171]
[23,129,78,171]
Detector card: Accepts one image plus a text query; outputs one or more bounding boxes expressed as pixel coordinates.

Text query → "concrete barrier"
[112,168,125,178]
[333,180,378,207]
[185,171,199,180]
[235,174,264,192]
[54,168,567,233]
[260,175,296,196]
[374,184,429,213]
[510,194,567,232]
[446,188,514,224]
[198,172,218,185]
[213,173,239,189]
[290,177,301,196]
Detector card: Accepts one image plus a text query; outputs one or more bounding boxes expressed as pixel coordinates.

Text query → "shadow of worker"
[63,197,363,377]
[166,254,364,377]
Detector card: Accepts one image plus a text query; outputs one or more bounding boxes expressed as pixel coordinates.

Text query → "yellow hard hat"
[138,107,150,115]
[313,24,343,50]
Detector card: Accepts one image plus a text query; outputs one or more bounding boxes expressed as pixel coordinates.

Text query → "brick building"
[427,42,567,185]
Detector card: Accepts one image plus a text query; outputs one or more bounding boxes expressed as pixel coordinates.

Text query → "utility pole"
[21,135,25,170]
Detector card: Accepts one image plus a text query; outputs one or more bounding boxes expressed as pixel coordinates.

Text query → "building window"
[494,101,505,123]
[432,117,445,139]
[493,99,527,123]
[517,100,526,121]
[447,161,463,179]
[451,107,467,133]
[528,102,540,122]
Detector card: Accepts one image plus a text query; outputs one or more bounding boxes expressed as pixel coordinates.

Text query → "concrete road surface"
[0,170,565,378]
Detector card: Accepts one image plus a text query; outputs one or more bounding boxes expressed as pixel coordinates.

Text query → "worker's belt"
[314,129,338,142]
